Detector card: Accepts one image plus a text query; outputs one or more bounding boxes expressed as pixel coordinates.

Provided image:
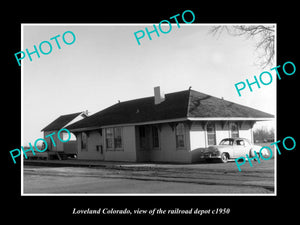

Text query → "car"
[199,137,268,163]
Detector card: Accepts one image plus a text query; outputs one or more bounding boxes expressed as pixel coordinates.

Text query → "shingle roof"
[187,90,274,118]
[66,89,274,131]
[41,112,82,131]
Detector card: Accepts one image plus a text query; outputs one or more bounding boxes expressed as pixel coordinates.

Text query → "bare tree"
[209,25,275,69]
[253,126,275,143]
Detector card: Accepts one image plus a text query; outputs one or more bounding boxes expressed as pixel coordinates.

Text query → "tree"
[253,126,274,143]
[209,25,275,69]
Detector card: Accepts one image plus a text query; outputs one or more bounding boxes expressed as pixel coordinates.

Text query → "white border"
[21,23,24,195]
[21,23,277,196]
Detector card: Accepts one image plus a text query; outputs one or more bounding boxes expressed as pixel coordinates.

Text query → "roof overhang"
[187,117,274,121]
[67,117,189,132]
[67,116,274,133]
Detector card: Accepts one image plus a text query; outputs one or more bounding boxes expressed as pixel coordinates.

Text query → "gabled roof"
[66,89,274,131]
[41,112,82,131]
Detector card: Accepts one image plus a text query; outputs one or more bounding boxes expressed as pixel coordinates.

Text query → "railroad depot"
[38,87,273,163]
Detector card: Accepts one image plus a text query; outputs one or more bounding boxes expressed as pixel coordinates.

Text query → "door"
[137,126,151,162]
[233,139,248,158]
[139,126,150,150]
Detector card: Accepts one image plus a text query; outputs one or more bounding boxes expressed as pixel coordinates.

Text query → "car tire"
[250,150,260,161]
[220,153,229,163]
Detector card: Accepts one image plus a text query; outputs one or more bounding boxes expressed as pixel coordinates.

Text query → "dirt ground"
[23,159,275,194]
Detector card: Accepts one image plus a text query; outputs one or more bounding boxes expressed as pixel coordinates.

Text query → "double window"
[105,127,123,150]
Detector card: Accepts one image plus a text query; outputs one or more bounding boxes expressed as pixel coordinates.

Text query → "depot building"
[42,87,273,163]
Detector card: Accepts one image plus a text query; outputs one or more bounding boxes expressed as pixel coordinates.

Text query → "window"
[235,139,244,146]
[206,122,216,146]
[81,132,87,150]
[105,127,123,150]
[219,138,234,145]
[175,123,185,148]
[152,126,160,148]
[114,127,122,149]
[235,139,251,147]
[105,128,114,149]
[230,122,239,138]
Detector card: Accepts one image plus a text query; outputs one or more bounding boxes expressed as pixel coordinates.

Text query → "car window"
[235,140,245,146]
[220,139,233,145]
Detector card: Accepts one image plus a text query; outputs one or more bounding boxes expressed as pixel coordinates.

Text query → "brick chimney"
[154,86,165,105]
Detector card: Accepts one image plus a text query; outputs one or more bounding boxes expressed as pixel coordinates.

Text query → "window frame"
[230,122,239,138]
[175,123,186,150]
[151,125,160,149]
[113,127,123,150]
[105,127,123,151]
[234,139,245,146]
[206,122,216,146]
[105,128,114,150]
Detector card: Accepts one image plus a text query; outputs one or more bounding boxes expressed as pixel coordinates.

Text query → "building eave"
[187,117,274,121]
[67,117,189,132]
[67,116,274,133]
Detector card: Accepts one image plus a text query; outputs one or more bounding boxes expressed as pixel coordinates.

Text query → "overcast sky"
[22,24,276,145]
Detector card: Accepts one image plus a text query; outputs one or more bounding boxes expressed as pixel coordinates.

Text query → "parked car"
[199,137,268,163]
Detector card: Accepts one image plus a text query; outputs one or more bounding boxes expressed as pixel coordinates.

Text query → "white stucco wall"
[239,122,254,142]
[189,122,206,163]
[190,122,206,149]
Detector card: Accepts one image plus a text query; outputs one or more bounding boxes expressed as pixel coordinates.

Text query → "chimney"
[82,110,89,118]
[154,86,165,105]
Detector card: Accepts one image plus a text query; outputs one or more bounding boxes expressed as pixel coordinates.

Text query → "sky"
[22,24,276,145]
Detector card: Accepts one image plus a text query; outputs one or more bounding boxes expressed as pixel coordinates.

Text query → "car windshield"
[219,139,234,145]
